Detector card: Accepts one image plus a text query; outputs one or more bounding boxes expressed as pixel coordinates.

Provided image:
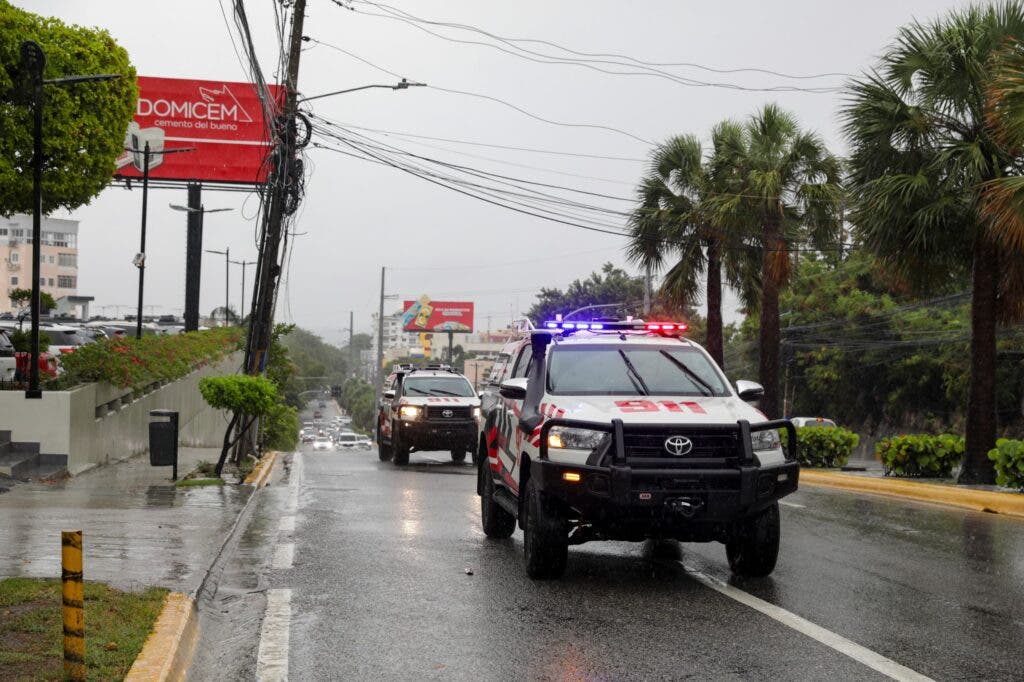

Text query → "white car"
[790,417,837,429]
[335,432,360,449]
[0,329,16,383]
[376,366,481,465]
[476,318,799,579]
[312,437,333,451]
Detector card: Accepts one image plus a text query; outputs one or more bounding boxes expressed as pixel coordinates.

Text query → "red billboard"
[402,297,474,333]
[114,76,282,184]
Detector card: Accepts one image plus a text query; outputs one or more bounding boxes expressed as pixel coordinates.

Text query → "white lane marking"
[680,563,933,681]
[272,543,295,570]
[256,588,291,682]
[780,501,806,508]
[279,515,296,533]
[287,452,302,514]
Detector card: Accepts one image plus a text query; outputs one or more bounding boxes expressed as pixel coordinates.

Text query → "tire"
[451,448,467,463]
[522,476,568,579]
[392,423,410,466]
[376,424,393,461]
[726,502,781,577]
[480,462,515,538]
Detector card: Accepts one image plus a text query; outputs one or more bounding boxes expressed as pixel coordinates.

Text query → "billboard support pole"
[184,183,203,332]
[448,331,454,367]
[135,142,150,340]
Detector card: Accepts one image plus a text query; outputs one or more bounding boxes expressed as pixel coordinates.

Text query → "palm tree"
[626,123,754,367]
[843,2,1024,484]
[711,105,843,418]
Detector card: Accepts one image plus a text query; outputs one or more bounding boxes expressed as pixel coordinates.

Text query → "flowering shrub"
[49,328,242,390]
[876,434,964,477]
[988,440,1024,491]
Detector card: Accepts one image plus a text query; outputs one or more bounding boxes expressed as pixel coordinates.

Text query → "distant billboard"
[402,297,474,333]
[114,76,282,184]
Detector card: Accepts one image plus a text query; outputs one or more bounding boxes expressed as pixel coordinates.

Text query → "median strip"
[124,592,198,682]
[801,470,1024,519]
[245,450,280,488]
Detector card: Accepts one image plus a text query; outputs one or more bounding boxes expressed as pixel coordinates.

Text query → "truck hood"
[399,396,481,407]
[541,395,767,427]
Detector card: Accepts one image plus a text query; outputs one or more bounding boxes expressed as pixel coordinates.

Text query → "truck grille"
[622,431,739,459]
[425,405,473,420]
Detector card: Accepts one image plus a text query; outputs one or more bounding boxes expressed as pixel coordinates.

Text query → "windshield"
[547,345,729,396]
[339,434,358,442]
[402,376,475,397]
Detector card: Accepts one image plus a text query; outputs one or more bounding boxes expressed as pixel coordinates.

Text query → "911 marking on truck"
[614,399,707,414]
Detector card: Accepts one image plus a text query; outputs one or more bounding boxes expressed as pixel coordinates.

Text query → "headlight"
[399,405,421,420]
[472,407,481,419]
[547,426,609,452]
[751,429,781,452]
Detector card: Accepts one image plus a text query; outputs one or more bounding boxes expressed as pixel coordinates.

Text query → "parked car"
[790,417,837,429]
[0,329,16,383]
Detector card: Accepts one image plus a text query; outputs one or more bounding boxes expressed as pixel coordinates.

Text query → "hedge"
[876,434,964,478]
[794,426,858,468]
[49,327,242,391]
[988,439,1024,491]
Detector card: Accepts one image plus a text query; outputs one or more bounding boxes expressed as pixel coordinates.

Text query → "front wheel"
[451,448,467,463]
[522,477,568,579]
[726,502,780,577]
[377,424,393,461]
[392,423,410,466]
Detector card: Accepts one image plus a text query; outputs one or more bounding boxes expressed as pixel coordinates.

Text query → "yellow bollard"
[61,530,85,681]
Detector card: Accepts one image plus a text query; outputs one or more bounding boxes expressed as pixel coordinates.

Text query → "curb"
[244,450,279,487]
[801,469,1024,519]
[124,592,198,682]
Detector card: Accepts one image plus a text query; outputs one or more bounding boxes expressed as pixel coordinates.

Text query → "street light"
[169,203,232,331]
[206,248,232,326]
[229,258,256,322]
[128,145,195,340]
[21,40,120,399]
[297,78,426,104]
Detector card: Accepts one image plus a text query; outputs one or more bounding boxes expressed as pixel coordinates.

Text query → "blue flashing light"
[591,323,604,330]
[576,322,590,329]
[545,322,558,329]
[541,319,688,335]
[563,322,576,329]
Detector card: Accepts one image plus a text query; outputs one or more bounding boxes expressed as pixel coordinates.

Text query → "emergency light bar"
[542,320,689,334]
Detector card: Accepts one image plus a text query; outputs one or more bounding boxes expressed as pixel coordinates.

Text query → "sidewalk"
[0,447,252,594]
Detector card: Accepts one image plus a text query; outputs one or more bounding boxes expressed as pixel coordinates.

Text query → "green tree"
[711,104,843,418]
[8,287,56,318]
[199,375,278,475]
[0,1,137,215]
[626,126,758,367]
[842,2,1024,484]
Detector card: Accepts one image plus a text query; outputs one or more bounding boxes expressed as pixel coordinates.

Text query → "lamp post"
[169,203,232,331]
[128,145,194,340]
[20,40,120,399]
[229,259,256,322]
[297,78,426,104]
[206,248,231,326]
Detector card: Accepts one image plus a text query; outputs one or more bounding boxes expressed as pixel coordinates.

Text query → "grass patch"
[0,577,168,681]
[174,477,225,488]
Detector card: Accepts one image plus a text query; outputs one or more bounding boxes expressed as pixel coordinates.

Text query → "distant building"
[0,215,81,317]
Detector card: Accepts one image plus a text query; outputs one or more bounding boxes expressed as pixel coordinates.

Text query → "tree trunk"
[759,219,782,418]
[960,233,998,485]
[705,237,724,368]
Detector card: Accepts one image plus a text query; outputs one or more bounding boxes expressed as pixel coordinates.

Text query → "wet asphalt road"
[194,407,1024,681]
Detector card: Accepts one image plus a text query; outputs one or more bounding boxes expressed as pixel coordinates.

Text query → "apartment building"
[0,215,79,316]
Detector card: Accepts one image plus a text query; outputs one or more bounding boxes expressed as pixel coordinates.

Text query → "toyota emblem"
[442,409,454,418]
[664,436,693,456]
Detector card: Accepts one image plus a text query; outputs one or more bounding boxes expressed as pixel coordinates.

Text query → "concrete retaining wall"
[0,353,240,474]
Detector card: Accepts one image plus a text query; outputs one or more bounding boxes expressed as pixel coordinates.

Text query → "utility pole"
[246,0,306,374]
[376,266,385,395]
[349,309,354,376]
[184,184,202,331]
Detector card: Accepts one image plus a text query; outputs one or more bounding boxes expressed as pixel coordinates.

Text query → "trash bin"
[149,409,179,479]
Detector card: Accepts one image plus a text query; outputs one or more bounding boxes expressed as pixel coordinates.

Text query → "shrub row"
[876,434,964,478]
[779,426,859,468]
[988,439,1024,491]
[50,327,243,391]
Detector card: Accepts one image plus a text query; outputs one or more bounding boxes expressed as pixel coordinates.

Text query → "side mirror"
[736,380,764,402]
[383,389,395,400]
[499,377,528,400]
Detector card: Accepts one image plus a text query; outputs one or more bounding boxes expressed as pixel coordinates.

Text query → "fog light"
[562,471,581,483]
[777,473,788,482]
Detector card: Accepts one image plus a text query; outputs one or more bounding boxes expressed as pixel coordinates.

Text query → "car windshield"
[340,434,357,442]
[547,345,729,396]
[402,376,475,397]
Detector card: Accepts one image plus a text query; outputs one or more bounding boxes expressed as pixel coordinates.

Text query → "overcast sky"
[30,0,971,346]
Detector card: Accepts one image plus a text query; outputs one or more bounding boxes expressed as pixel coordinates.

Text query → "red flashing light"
[646,324,661,331]
[646,322,688,334]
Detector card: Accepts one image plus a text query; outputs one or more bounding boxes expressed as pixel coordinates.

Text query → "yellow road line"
[244,451,280,487]
[124,592,198,682]
[801,470,1024,519]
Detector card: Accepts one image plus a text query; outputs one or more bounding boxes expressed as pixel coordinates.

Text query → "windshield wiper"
[658,350,714,397]
[428,388,464,397]
[618,349,650,396]
[405,387,430,395]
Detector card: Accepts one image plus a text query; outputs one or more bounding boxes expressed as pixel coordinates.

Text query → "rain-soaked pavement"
[0,447,251,594]
[191,404,1024,681]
